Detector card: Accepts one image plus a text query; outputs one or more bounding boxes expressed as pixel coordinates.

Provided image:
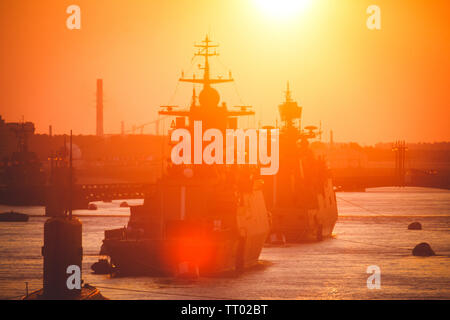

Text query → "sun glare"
[254,0,312,19]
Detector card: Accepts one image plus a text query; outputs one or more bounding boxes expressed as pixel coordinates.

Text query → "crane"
[126,116,170,135]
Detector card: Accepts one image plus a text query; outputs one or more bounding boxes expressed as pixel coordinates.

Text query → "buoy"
[408,222,422,230]
[412,242,435,257]
[88,203,98,210]
[175,261,199,279]
[119,201,129,208]
[269,232,286,245]
[0,211,29,222]
[91,259,112,274]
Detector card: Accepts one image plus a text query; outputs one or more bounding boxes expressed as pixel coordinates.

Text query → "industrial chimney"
[96,79,104,137]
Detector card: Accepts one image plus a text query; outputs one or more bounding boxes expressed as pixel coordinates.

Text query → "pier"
[44,182,152,213]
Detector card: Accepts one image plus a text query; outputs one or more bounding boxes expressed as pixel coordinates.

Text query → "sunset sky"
[0,0,449,144]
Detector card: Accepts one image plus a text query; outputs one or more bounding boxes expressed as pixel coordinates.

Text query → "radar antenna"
[179,35,234,87]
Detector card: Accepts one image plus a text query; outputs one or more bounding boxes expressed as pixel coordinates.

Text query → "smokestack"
[49,125,53,137]
[121,121,125,135]
[96,79,104,137]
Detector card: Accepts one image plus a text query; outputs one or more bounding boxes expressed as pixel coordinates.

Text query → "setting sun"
[254,0,312,19]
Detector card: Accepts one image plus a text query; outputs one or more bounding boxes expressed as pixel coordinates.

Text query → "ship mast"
[278,81,302,129]
[278,82,322,141]
[159,35,253,122]
[179,35,233,88]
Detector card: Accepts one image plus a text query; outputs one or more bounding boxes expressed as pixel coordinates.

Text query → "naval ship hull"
[269,178,338,242]
[103,238,237,276]
[102,188,269,276]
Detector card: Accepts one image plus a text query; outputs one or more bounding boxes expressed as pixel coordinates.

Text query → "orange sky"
[0,0,449,144]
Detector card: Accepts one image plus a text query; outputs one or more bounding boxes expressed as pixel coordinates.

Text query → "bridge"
[332,168,449,191]
[44,182,154,215]
[76,183,153,203]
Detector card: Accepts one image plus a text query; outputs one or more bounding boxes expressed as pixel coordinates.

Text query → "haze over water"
[1,187,449,300]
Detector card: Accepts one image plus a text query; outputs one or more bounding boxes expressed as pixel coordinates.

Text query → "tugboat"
[264,83,338,242]
[101,36,270,276]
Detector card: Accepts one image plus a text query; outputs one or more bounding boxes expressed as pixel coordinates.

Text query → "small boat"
[0,211,29,222]
[91,258,113,274]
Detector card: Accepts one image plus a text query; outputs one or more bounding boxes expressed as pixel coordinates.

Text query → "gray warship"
[263,83,338,242]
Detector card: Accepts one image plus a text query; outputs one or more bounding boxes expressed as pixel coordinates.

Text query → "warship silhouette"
[264,83,338,242]
[101,36,270,276]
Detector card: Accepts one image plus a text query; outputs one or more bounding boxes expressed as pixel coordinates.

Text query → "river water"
[0,187,449,300]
